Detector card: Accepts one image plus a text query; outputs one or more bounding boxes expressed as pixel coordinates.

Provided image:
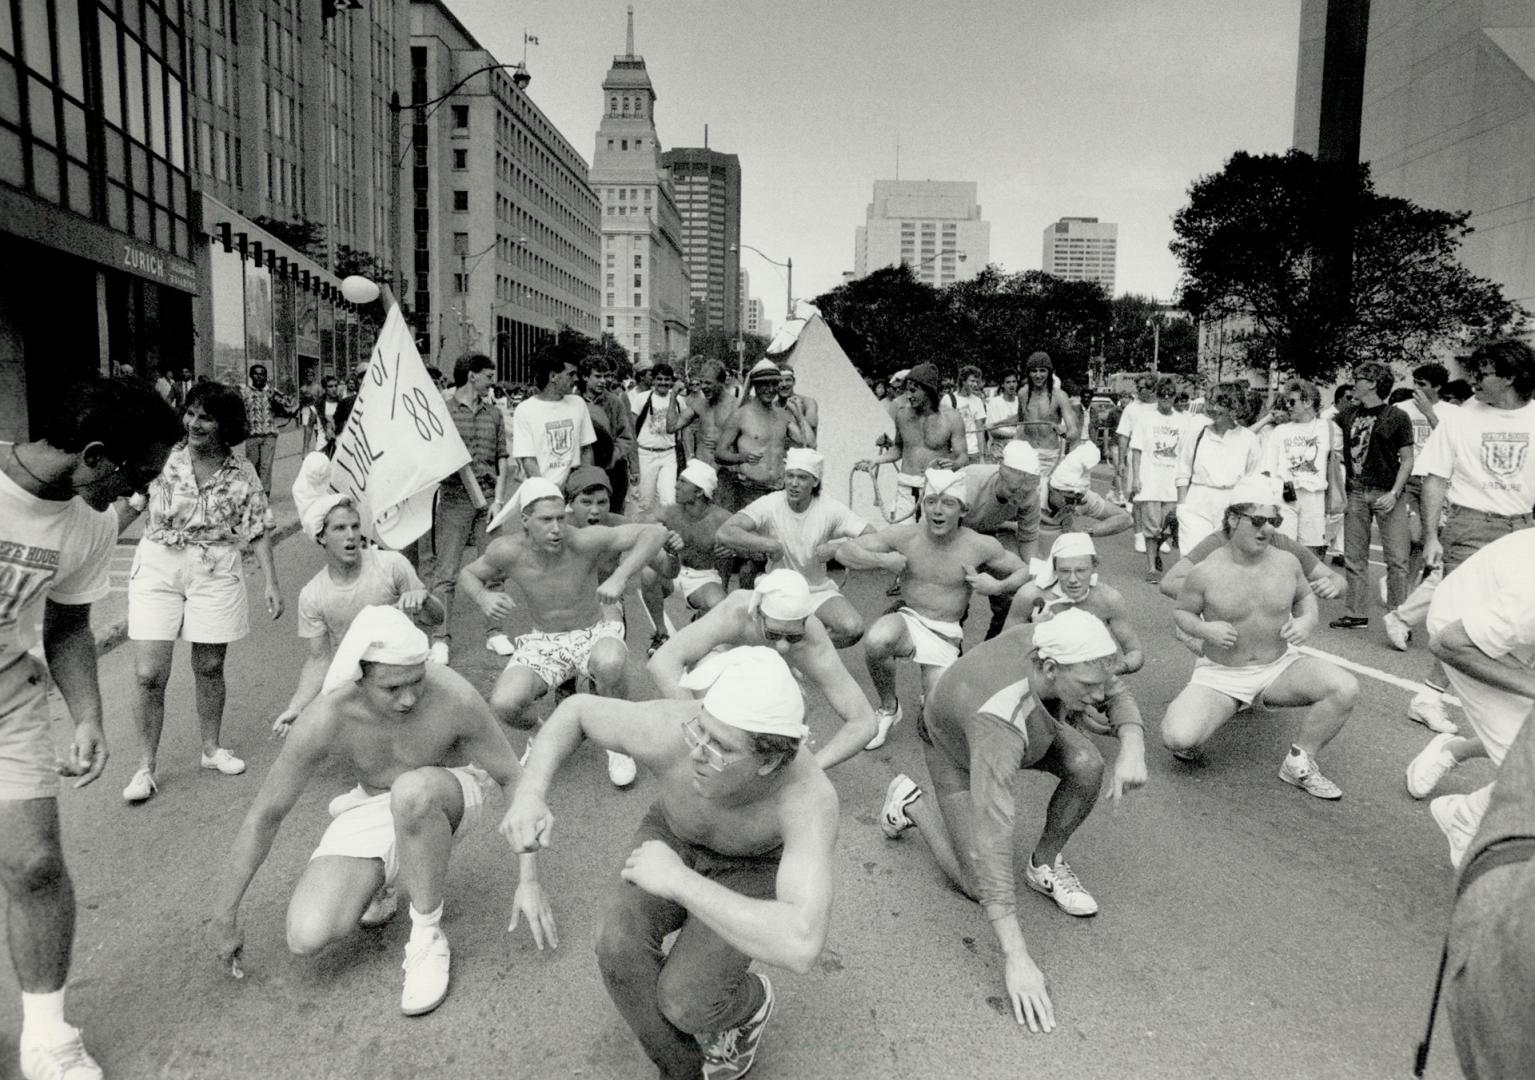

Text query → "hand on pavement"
[1109,751,1148,800]
[508,880,559,951]
[1004,954,1055,1033]
[210,916,244,977]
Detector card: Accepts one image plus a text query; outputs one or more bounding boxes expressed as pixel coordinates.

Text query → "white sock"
[408,901,443,944]
[21,989,71,1044]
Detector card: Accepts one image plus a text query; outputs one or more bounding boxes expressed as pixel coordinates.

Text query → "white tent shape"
[768,313,897,524]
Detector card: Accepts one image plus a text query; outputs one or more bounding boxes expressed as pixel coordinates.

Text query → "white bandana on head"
[1028,532,1097,588]
[679,458,718,498]
[784,448,824,480]
[1033,608,1117,665]
[922,468,968,507]
[1049,442,1101,494]
[303,493,353,545]
[679,645,808,739]
[291,450,337,525]
[516,477,565,513]
[750,569,816,622]
[1002,441,1041,475]
[321,605,430,696]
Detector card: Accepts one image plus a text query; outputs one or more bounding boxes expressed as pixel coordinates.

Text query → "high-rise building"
[737,269,770,340]
[590,10,690,368]
[0,0,200,433]
[1041,216,1117,294]
[853,181,989,286]
[662,145,740,335]
[1293,0,1535,312]
[410,0,601,380]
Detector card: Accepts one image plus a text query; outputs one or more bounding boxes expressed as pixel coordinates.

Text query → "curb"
[93,519,305,658]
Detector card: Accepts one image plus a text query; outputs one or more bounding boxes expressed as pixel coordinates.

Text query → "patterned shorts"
[509,620,626,689]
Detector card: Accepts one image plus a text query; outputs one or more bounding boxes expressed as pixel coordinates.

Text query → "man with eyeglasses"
[503,646,838,1080]
[649,570,880,769]
[1162,476,1358,799]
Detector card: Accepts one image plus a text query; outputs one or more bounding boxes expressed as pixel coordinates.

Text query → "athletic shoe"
[19,1025,102,1080]
[700,973,775,1080]
[359,885,398,928]
[865,703,902,750]
[1170,746,1202,764]
[428,640,450,665]
[1133,533,1146,553]
[1278,747,1343,800]
[607,751,637,788]
[1405,733,1459,800]
[1429,794,1476,869]
[1023,854,1099,917]
[1382,611,1412,651]
[485,633,515,656]
[200,748,246,775]
[881,774,921,838]
[122,767,157,803]
[400,928,451,1016]
[1160,540,1172,553]
[1328,615,1368,630]
[1408,691,1458,735]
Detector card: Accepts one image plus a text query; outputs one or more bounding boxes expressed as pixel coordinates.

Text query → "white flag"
[330,304,470,548]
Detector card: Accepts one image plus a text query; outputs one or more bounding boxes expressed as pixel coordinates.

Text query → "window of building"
[633,334,641,347]
[454,273,468,293]
[451,104,469,130]
[606,315,614,328]
[605,273,614,287]
[606,293,614,306]
[621,139,627,151]
[606,252,615,267]
[453,190,468,211]
[633,293,642,306]
[453,148,467,170]
[453,232,468,255]
[633,255,642,269]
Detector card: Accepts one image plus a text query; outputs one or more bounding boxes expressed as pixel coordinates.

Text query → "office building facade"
[661,145,740,335]
[853,180,989,286]
[1041,216,1117,294]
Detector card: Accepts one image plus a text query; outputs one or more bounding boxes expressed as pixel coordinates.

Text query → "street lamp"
[731,243,794,323]
[911,248,966,276]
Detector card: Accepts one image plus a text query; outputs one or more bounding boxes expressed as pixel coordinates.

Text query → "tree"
[1172,149,1525,382]
[685,328,770,372]
[253,215,327,263]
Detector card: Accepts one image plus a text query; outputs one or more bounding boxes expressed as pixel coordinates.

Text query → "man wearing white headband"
[1043,441,1133,537]
[880,609,1139,1035]
[839,466,1031,748]
[212,606,554,1018]
[649,570,883,769]
[502,646,838,1080]
[855,361,968,523]
[637,458,735,656]
[1004,532,1143,674]
[1163,474,1358,799]
[717,447,876,648]
[459,480,667,788]
[271,498,442,734]
[958,440,1044,638]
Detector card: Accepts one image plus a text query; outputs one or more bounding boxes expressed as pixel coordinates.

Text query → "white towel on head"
[1050,442,1101,494]
[321,605,430,696]
[680,646,807,739]
[923,467,968,506]
[784,448,824,480]
[1033,608,1117,665]
[303,493,352,544]
[292,450,337,525]
[679,458,719,498]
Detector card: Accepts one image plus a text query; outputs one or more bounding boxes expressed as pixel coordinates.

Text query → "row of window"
[607,93,647,118]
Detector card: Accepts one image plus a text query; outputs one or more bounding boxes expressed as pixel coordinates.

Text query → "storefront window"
[272,274,296,396]
[209,244,244,381]
[243,259,273,383]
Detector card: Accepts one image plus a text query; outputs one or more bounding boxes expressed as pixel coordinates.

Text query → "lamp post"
[911,247,966,279]
[732,243,794,323]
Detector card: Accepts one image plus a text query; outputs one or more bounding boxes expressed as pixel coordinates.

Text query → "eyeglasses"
[760,618,806,645]
[681,714,731,771]
[1235,511,1283,530]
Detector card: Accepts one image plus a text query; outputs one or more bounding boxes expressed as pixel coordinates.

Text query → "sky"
[448,0,1303,312]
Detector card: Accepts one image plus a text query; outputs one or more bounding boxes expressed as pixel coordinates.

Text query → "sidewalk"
[95,428,312,655]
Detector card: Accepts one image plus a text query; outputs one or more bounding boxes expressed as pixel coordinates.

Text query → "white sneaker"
[485,633,515,656]
[428,640,450,665]
[1024,854,1099,917]
[865,703,902,750]
[1159,540,1172,553]
[1405,733,1459,800]
[1382,611,1412,651]
[122,767,157,803]
[606,751,637,788]
[359,885,398,928]
[1278,746,1343,800]
[1133,533,1147,553]
[401,928,451,1016]
[1429,794,1477,868]
[880,774,921,839]
[1408,691,1458,735]
[200,747,246,775]
[19,1025,102,1080]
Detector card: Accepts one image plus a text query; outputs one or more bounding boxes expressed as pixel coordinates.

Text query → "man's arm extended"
[648,610,739,698]
[1431,622,1535,699]
[274,633,332,735]
[586,522,669,601]
[796,633,879,768]
[716,510,783,557]
[835,526,907,573]
[42,600,107,786]
[459,538,519,622]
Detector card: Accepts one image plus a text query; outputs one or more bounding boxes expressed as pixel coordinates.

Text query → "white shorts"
[1442,664,1535,768]
[509,620,626,689]
[128,539,249,643]
[1280,489,1327,548]
[0,656,58,800]
[309,765,496,884]
[1189,647,1304,707]
[676,564,723,604]
[808,578,844,612]
[897,607,963,669]
[1176,483,1232,555]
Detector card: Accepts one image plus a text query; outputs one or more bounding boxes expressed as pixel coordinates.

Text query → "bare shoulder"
[426,664,493,719]
[481,533,527,569]
[703,506,733,529]
[779,758,840,829]
[1092,582,1128,615]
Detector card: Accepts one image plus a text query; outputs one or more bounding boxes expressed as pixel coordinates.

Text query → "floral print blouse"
[143,444,274,547]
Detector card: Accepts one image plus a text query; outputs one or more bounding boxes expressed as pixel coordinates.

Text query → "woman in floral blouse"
[120,381,284,803]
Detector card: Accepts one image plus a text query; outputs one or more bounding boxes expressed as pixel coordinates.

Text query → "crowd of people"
[2,335,1533,1080]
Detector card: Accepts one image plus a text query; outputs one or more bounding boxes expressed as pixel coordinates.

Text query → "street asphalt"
[0,523,1477,1079]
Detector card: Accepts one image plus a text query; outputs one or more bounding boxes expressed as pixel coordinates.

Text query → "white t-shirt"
[1176,423,1260,489]
[1116,399,1156,441]
[1416,399,1535,516]
[738,491,869,589]
[511,394,597,488]
[1399,399,1457,476]
[0,454,117,684]
[1268,417,1334,493]
[984,394,1018,458]
[1427,528,1535,668]
[1128,409,1188,502]
[635,390,676,451]
[950,392,987,457]
[297,549,424,648]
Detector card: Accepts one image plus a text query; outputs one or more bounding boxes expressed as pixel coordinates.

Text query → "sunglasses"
[1235,511,1283,530]
[682,714,731,771]
[761,623,806,645]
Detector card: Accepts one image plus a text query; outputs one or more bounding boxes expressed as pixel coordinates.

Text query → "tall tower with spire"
[592,6,691,368]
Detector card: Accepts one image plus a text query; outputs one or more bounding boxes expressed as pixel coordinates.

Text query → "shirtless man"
[855,362,968,522]
[775,364,818,448]
[211,606,555,1017]
[716,358,806,510]
[458,478,667,787]
[273,495,443,732]
[716,448,874,648]
[1004,534,1144,675]
[638,459,733,654]
[674,360,736,466]
[961,441,1044,639]
[837,468,1031,748]
[1015,351,1080,498]
[879,610,1139,1033]
[502,646,838,1080]
[650,570,880,769]
[1162,476,1358,798]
